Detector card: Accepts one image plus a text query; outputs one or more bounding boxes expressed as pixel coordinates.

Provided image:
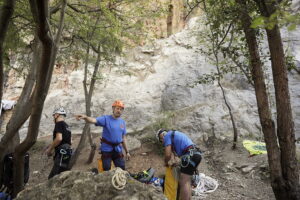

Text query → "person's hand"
[125,152,131,161]
[75,114,86,121]
[171,162,180,167]
[45,147,53,157]
[165,161,170,167]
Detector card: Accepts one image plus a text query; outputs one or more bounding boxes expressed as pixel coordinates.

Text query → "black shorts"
[180,151,202,175]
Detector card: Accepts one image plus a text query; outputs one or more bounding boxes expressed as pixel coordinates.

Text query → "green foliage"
[250,0,300,30]
[285,54,297,72]
[151,111,176,132]
[57,0,165,79]
[147,111,177,155]
[3,0,165,80]
[140,134,164,155]
[2,0,34,76]
[194,0,257,86]
[251,16,266,28]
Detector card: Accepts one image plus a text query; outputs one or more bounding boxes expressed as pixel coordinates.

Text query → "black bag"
[2,153,29,191]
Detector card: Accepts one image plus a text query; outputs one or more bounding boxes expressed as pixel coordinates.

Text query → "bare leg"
[180,173,192,200]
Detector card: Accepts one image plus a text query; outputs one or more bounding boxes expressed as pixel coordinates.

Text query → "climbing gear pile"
[149,177,164,187]
[111,168,129,190]
[130,167,155,183]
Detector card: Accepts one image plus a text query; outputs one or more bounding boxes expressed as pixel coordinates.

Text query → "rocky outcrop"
[3,17,300,144]
[144,0,188,39]
[16,170,166,200]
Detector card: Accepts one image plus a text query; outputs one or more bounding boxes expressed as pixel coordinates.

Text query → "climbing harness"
[100,138,124,157]
[111,168,129,190]
[101,137,123,147]
[192,173,219,198]
[57,144,72,168]
[59,149,67,167]
[181,146,202,168]
[169,130,202,168]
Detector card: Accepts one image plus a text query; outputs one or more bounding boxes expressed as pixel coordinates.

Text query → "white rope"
[192,173,219,199]
[111,168,129,190]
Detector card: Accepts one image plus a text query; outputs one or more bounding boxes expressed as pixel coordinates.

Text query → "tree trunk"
[68,45,90,168]
[70,43,101,167]
[253,1,300,199]
[86,131,96,164]
[0,44,41,194]
[13,1,54,195]
[68,123,90,168]
[12,0,67,196]
[252,1,300,199]
[203,1,238,150]
[0,38,39,186]
[236,0,298,199]
[219,81,238,149]
[265,26,300,199]
[215,52,238,149]
[84,45,100,164]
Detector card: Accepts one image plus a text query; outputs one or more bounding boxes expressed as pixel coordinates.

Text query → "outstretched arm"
[75,114,97,124]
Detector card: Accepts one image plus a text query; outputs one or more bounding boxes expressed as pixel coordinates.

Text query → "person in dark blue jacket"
[75,100,130,171]
[157,129,202,200]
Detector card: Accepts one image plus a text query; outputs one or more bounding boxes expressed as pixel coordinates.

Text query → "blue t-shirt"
[163,130,194,156]
[95,115,126,152]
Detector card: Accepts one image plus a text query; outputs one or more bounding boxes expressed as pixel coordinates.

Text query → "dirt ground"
[27,134,275,200]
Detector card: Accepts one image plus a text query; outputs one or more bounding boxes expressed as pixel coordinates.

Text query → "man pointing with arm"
[75,100,130,171]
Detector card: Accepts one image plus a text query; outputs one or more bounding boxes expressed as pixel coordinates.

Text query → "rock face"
[16,170,166,200]
[144,0,192,39]
[35,18,260,142]
[3,16,300,144]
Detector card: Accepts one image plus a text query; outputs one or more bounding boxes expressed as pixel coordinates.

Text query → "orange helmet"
[112,100,125,108]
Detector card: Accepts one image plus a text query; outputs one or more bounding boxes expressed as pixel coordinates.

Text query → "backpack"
[1,153,29,192]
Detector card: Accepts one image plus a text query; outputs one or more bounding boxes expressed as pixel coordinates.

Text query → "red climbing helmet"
[112,100,125,109]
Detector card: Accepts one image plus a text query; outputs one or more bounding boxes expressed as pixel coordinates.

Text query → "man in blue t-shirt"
[157,129,202,200]
[75,100,130,171]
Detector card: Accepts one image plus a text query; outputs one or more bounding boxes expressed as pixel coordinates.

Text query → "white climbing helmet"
[53,107,67,116]
[156,129,167,142]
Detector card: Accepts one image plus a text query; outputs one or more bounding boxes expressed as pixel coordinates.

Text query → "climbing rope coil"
[111,168,129,190]
[192,173,219,199]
